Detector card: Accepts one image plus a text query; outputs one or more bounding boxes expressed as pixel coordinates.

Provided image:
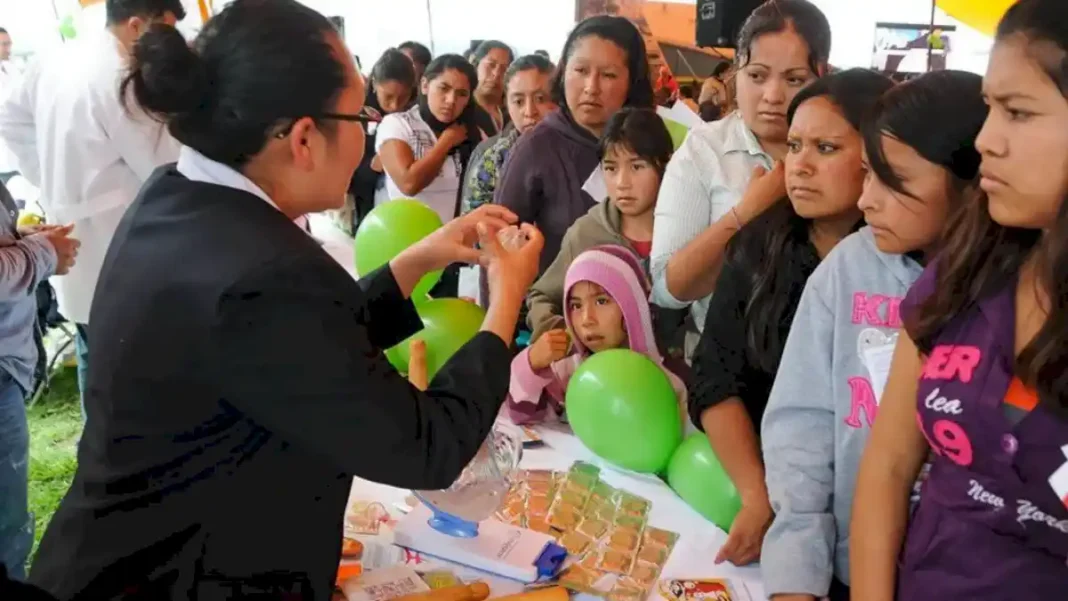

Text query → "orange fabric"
[1004,376,1039,413]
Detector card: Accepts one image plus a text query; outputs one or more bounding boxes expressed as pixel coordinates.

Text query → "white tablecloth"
[347,424,768,601]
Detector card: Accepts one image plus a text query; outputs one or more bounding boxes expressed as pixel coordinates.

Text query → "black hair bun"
[126,23,209,119]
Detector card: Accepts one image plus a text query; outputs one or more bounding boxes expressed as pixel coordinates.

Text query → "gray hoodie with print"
[759,227,923,596]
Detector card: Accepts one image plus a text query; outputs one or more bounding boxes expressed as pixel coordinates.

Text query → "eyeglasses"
[274,105,383,139]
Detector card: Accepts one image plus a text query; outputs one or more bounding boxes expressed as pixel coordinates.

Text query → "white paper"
[458,266,482,306]
[862,343,896,404]
[666,101,703,129]
[341,565,429,601]
[582,165,608,202]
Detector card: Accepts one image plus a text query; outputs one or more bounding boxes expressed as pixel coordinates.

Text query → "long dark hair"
[908,0,1068,417]
[736,0,831,76]
[366,48,416,114]
[121,0,346,168]
[372,48,417,88]
[550,15,654,115]
[106,0,186,25]
[470,40,515,68]
[398,41,432,69]
[862,70,985,201]
[504,54,554,91]
[733,68,892,372]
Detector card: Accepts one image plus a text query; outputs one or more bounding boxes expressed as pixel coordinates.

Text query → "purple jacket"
[899,266,1068,600]
[493,110,599,274]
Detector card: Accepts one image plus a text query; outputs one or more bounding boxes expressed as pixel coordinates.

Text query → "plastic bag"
[415,421,524,523]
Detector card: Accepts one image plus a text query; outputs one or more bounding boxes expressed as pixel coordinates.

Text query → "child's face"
[567,281,627,353]
[603,144,660,217]
[857,137,957,256]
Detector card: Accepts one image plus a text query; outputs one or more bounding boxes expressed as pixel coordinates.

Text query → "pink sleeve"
[506,350,579,424]
[506,348,556,424]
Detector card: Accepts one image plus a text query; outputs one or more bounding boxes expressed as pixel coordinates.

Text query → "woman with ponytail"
[27,1,544,598]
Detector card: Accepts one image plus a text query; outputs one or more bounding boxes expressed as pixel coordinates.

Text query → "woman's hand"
[391,205,517,298]
[715,498,773,566]
[475,222,544,346]
[528,329,570,371]
[479,222,543,307]
[439,123,469,150]
[370,154,383,172]
[734,162,786,226]
[410,205,519,270]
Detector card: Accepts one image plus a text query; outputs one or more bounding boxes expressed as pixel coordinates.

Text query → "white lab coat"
[0,31,179,324]
[0,60,23,173]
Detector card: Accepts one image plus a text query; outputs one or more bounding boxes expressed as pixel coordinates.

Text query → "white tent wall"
[291,0,574,69]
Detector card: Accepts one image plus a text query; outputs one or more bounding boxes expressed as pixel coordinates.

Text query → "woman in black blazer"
[28,2,543,600]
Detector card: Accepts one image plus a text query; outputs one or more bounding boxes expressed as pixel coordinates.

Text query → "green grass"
[26,365,82,561]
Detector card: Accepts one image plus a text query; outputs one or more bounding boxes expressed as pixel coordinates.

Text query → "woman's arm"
[850,332,930,601]
[760,280,838,599]
[376,118,467,198]
[214,258,512,489]
[654,163,784,305]
[378,138,454,198]
[661,213,742,304]
[213,221,542,490]
[691,258,770,565]
[649,139,719,309]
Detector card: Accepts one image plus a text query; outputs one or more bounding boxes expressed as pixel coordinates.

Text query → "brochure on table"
[347,425,768,601]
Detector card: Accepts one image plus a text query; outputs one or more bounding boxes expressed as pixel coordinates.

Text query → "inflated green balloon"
[662,117,689,150]
[667,434,742,531]
[354,199,443,303]
[385,298,486,379]
[565,349,682,474]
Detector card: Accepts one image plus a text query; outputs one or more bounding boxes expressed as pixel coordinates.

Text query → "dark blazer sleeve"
[493,136,541,225]
[688,255,751,430]
[355,265,425,349]
[211,254,511,490]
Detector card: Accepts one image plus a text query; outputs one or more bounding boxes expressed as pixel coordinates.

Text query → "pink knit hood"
[505,245,687,425]
[563,245,661,362]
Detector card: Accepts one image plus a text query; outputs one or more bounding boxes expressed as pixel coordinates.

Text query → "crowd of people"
[0,0,1065,600]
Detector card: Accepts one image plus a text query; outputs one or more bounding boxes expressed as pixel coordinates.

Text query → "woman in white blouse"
[376,54,482,225]
[650,0,831,334]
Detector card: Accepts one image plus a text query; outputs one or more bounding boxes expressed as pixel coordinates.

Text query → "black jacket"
[689,221,819,430]
[29,168,511,600]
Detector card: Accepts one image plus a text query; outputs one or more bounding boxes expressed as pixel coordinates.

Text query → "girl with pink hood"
[506,245,687,424]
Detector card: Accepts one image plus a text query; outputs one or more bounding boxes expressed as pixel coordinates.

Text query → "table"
[346,424,768,601]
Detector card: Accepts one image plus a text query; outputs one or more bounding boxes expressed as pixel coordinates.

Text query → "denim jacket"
[0,183,56,391]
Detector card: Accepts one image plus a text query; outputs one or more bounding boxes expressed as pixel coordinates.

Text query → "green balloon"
[385,298,486,379]
[565,349,682,474]
[354,199,443,301]
[662,117,689,150]
[667,434,742,531]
